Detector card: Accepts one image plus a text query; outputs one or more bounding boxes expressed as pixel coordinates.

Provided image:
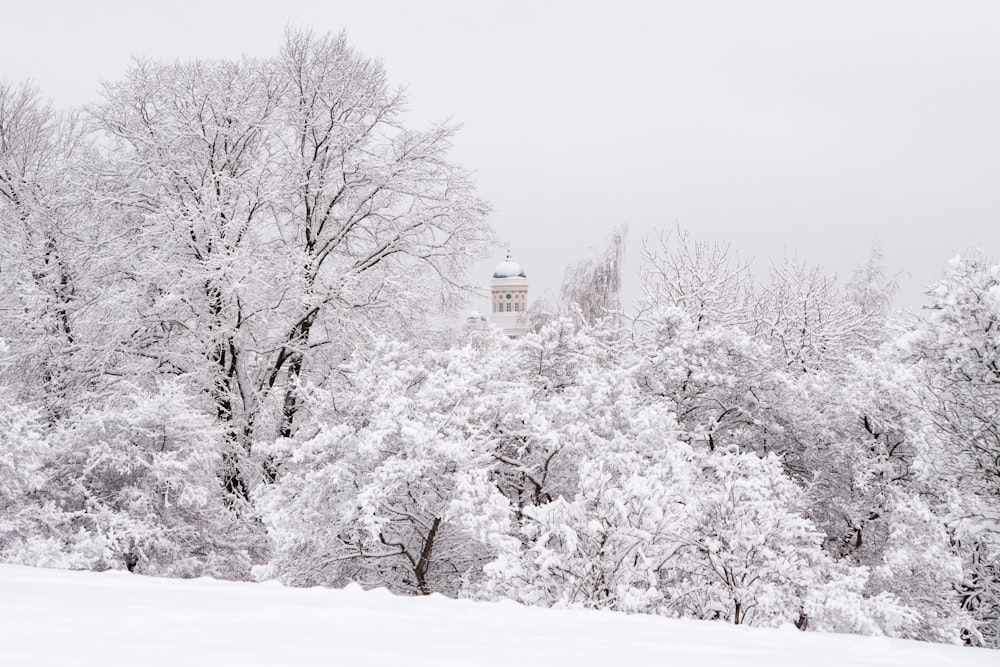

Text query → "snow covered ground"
[0,564,995,666]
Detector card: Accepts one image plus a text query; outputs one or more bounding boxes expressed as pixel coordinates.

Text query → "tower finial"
[506,242,512,260]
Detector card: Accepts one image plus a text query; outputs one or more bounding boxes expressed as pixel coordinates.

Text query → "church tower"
[490,247,528,338]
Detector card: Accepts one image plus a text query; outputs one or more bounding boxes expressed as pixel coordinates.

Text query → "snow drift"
[0,564,994,666]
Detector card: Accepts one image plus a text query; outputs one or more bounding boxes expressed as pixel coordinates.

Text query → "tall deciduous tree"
[93,29,493,499]
[0,81,124,417]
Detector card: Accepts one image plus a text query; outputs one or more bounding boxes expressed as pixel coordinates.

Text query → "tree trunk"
[414,517,441,596]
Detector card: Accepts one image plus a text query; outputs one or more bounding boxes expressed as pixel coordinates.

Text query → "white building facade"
[490,250,528,338]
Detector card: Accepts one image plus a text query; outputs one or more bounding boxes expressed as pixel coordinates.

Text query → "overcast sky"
[4,0,998,313]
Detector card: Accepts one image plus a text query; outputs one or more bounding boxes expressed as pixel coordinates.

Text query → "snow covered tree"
[259,337,514,594]
[0,382,254,577]
[903,252,1000,510]
[867,490,970,643]
[94,56,282,499]
[559,225,626,326]
[0,385,60,563]
[753,253,888,374]
[0,81,128,418]
[633,305,766,451]
[666,450,831,626]
[634,228,769,453]
[266,29,492,438]
[55,382,257,577]
[483,416,905,632]
[638,226,754,329]
[480,341,694,612]
[93,29,493,499]
[899,251,1000,647]
[483,453,689,613]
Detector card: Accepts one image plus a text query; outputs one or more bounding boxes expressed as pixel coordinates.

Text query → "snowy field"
[0,565,995,666]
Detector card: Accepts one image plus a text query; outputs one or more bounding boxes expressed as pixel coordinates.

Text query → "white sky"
[4,0,998,312]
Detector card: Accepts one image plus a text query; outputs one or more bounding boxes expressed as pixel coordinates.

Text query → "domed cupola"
[493,257,527,279]
[490,246,529,338]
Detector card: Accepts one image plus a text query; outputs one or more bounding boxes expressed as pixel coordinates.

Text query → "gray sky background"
[4,1,998,314]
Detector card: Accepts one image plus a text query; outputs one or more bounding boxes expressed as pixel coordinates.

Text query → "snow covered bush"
[633,305,766,451]
[899,251,1000,646]
[1,383,254,578]
[664,451,829,625]
[259,338,515,595]
[0,391,70,564]
[483,423,849,627]
[903,252,1000,503]
[483,451,691,613]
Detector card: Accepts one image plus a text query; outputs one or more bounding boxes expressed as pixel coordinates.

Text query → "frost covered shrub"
[661,450,829,625]
[258,422,510,594]
[483,442,811,623]
[483,437,928,635]
[0,394,67,563]
[898,251,1000,646]
[803,566,917,637]
[259,339,516,595]
[483,453,691,612]
[0,390,116,569]
[0,383,253,578]
[867,492,968,643]
[0,395,48,516]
